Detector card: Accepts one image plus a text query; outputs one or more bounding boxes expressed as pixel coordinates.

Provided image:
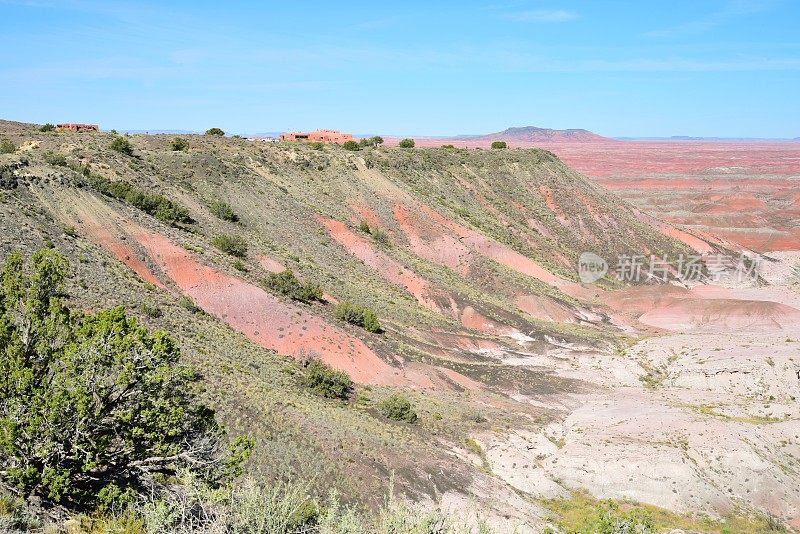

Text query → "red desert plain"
[545,140,800,253]
[401,131,800,252]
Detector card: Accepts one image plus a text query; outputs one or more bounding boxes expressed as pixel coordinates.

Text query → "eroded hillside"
[2,120,799,532]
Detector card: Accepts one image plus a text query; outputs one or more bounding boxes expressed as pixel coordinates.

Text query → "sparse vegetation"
[109,135,133,155]
[378,394,418,423]
[371,226,390,246]
[264,269,323,303]
[140,300,163,318]
[542,492,786,534]
[464,438,482,456]
[212,233,248,258]
[302,359,353,400]
[209,199,239,222]
[205,127,225,136]
[43,150,67,166]
[90,476,489,533]
[544,499,655,534]
[177,295,200,313]
[170,136,189,151]
[688,403,783,424]
[0,491,41,531]
[357,220,391,247]
[398,138,415,148]
[0,139,16,154]
[333,301,381,332]
[61,224,78,237]
[491,141,507,149]
[0,117,790,529]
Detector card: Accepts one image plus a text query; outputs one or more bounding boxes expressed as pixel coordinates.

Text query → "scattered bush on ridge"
[333,301,381,333]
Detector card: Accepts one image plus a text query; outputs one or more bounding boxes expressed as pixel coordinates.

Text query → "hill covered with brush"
[5,120,791,532]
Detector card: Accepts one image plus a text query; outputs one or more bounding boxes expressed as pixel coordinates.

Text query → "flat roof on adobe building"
[56,123,99,132]
[280,129,353,143]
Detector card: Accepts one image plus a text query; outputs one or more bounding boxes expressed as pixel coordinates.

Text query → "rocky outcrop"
[0,158,26,189]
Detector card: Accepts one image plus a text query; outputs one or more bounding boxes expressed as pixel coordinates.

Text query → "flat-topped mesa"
[56,123,99,132]
[280,128,353,144]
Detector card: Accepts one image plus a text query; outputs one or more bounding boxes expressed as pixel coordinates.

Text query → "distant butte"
[460,125,610,143]
[391,125,612,147]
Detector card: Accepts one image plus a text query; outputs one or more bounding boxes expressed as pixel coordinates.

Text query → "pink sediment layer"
[122,224,400,385]
[603,284,800,333]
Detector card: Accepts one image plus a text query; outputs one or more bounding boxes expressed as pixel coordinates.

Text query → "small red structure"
[57,123,99,132]
[280,129,353,144]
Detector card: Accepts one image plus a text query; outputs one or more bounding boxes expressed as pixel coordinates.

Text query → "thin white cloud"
[645,20,718,38]
[645,0,779,38]
[502,9,578,23]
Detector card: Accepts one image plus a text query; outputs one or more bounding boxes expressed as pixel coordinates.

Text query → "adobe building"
[280,129,353,144]
[57,123,99,132]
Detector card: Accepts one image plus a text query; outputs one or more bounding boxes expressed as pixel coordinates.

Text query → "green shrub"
[342,140,360,151]
[233,259,247,272]
[264,270,323,303]
[88,175,192,226]
[152,198,190,224]
[169,137,189,151]
[205,127,225,136]
[140,300,163,318]
[209,200,238,222]
[491,141,507,149]
[61,224,78,237]
[359,136,384,148]
[464,438,482,456]
[333,301,381,333]
[441,144,455,149]
[0,250,251,509]
[43,150,67,166]
[145,478,319,534]
[371,227,390,246]
[398,138,415,148]
[67,161,91,176]
[302,359,353,400]
[378,394,418,423]
[109,136,133,155]
[39,123,55,132]
[361,309,381,333]
[358,220,371,234]
[555,500,656,534]
[0,139,16,154]
[0,492,41,531]
[135,476,490,533]
[308,141,324,150]
[212,234,248,258]
[177,295,200,313]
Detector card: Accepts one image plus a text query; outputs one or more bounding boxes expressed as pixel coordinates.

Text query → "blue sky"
[1,0,798,137]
